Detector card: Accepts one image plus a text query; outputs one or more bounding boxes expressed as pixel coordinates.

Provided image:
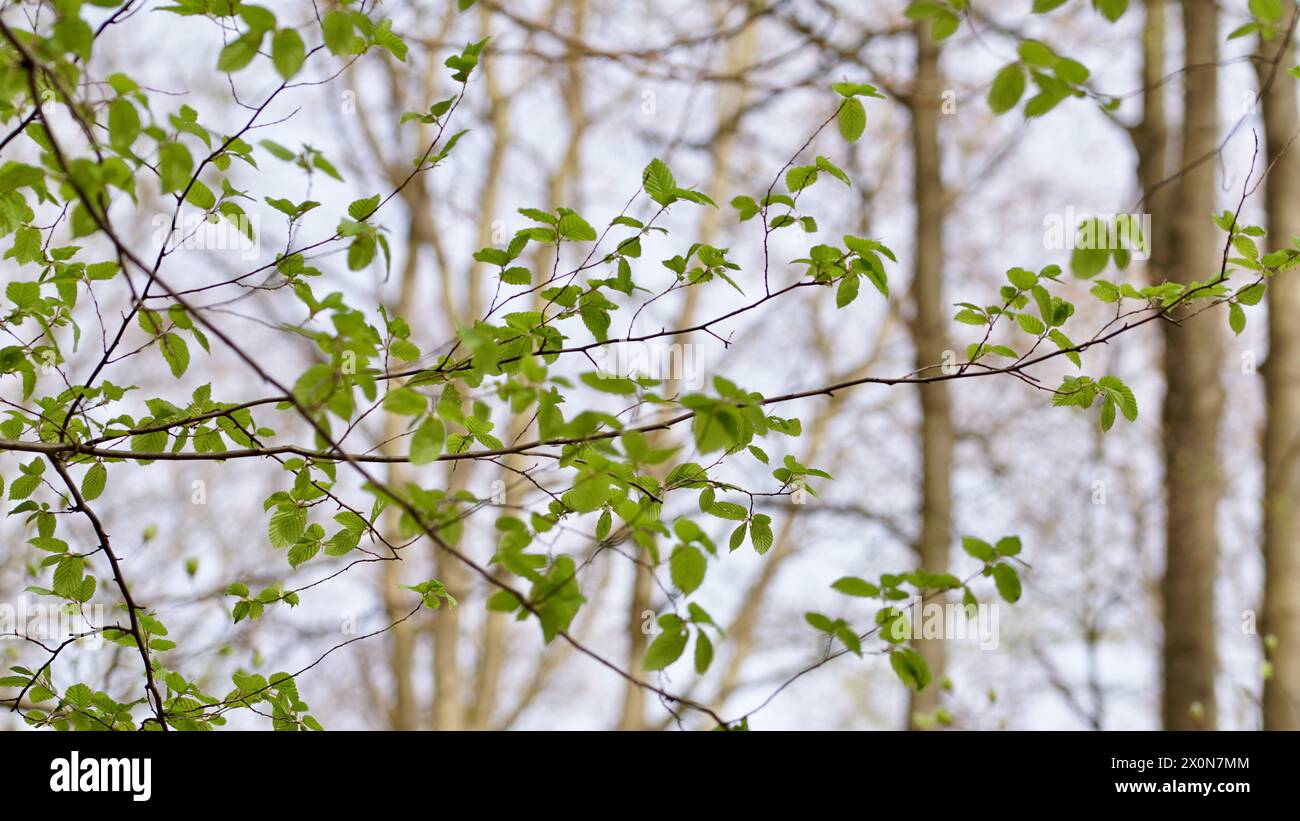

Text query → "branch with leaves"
[0,0,1290,731]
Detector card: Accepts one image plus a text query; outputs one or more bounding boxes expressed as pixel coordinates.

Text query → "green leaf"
[108,99,141,153]
[390,337,422,362]
[838,98,867,142]
[1016,313,1046,335]
[566,474,609,513]
[670,544,706,594]
[1229,302,1246,335]
[288,539,320,568]
[1070,245,1109,279]
[261,140,296,161]
[1093,0,1129,22]
[995,535,1022,557]
[836,624,863,656]
[805,611,836,632]
[186,180,217,210]
[293,363,336,406]
[324,528,361,556]
[706,500,748,521]
[890,648,932,690]
[410,416,446,464]
[383,387,428,416]
[1017,40,1056,67]
[1049,329,1082,367]
[1100,396,1116,431]
[322,11,355,55]
[749,514,774,555]
[580,372,638,395]
[992,562,1022,603]
[557,211,598,242]
[729,523,747,552]
[374,21,409,62]
[6,281,40,312]
[1097,375,1137,421]
[961,536,996,562]
[1055,58,1090,85]
[694,630,714,674]
[218,31,263,73]
[159,142,195,194]
[268,505,307,548]
[1236,282,1266,306]
[643,158,677,205]
[644,628,688,671]
[81,464,107,501]
[831,576,880,597]
[53,556,84,599]
[1007,267,1038,290]
[988,64,1026,114]
[831,81,884,99]
[272,28,306,79]
[347,235,376,270]
[159,333,190,378]
[836,275,860,308]
[348,195,380,220]
[29,537,68,553]
[786,165,818,192]
[64,683,93,708]
[815,155,851,186]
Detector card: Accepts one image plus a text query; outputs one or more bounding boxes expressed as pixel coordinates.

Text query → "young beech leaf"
[410,416,446,464]
[694,630,714,674]
[81,464,107,502]
[670,544,706,595]
[838,98,867,142]
[992,563,1022,603]
[272,28,306,80]
[988,64,1026,114]
[644,627,688,671]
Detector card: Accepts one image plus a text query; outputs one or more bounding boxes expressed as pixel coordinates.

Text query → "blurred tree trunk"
[1254,5,1300,730]
[906,20,952,729]
[1161,0,1222,730]
[615,0,762,730]
[1132,0,1168,276]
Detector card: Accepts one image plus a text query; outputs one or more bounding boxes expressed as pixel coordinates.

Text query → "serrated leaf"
[643,158,677,205]
[749,514,773,555]
[268,505,307,548]
[644,628,688,671]
[81,464,106,501]
[838,98,867,142]
[159,333,190,378]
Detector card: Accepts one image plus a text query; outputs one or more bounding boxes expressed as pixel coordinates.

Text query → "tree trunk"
[1161,0,1222,730]
[906,20,953,729]
[1132,0,1168,274]
[1255,4,1300,730]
